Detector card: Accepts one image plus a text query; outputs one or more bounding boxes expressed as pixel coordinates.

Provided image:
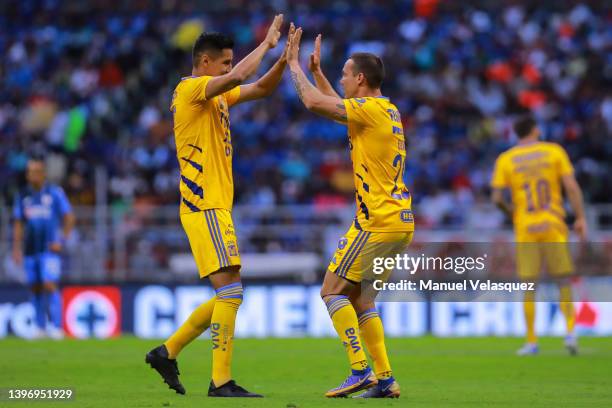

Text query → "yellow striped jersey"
[491,141,574,234]
[342,96,414,232]
[170,75,240,213]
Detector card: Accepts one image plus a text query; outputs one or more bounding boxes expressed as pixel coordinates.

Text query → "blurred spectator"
[1,0,610,229]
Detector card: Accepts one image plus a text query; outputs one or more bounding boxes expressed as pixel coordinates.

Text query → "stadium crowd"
[1,0,610,228]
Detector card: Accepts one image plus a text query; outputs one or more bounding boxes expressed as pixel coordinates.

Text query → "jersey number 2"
[391,154,408,200]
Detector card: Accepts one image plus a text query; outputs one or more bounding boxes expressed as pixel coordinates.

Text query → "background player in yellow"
[491,116,587,356]
[286,28,413,398]
[145,15,294,398]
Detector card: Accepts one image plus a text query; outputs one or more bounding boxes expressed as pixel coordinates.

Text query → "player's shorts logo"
[338,238,348,250]
[227,242,238,257]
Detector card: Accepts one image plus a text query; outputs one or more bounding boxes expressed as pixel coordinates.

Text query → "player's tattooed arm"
[287,27,347,123]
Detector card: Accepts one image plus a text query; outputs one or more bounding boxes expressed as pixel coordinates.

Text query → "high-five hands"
[308,34,322,72]
[264,14,284,48]
[287,26,303,64]
[280,23,296,63]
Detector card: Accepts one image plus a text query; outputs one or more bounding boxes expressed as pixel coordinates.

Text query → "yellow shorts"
[515,225,573,280]
[328,223,413,283]
[180,209,241,278]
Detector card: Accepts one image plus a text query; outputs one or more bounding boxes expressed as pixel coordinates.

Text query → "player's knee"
[215,282,243,308]
[320,289,337,303]
[352,298,375,316]
[320,269,345,300]
[320,288,329,301]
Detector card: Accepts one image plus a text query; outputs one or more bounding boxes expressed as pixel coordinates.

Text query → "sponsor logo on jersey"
[24,205,52,219]
[400,210,414,223]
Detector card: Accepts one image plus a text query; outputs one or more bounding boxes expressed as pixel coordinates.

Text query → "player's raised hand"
[287,27,303,64]
[264,14,284,48]
[308,34,322,72]
[280,23,296,63]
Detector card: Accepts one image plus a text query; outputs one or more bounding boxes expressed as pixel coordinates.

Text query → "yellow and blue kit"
[171,75,241,277]
[328,96,414,283]
[491,141,575,278]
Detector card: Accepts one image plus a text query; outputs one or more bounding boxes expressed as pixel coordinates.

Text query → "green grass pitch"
[1,336,611,407]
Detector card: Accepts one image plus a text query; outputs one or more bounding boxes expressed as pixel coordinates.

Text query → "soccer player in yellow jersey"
[145,15,294,398]
[491,116,588,356]
[286,29,413,398]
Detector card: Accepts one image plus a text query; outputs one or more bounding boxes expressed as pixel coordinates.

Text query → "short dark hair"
[513,116,537,139]
[192,32,234,67]
[27,154,45,165]
[349,52,385,88]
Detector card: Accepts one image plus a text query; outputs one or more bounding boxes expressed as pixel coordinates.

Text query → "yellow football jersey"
[342,96,414,232]
[491,141,574,236]
[171,75,240,213]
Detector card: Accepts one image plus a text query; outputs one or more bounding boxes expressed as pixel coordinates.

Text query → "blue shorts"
[24,253,62,284]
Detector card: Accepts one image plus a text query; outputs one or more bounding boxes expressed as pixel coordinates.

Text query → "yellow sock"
[524,292,537,344]
[325,295,368,371]
[358,308,391,379]
[211,283,243,387]
[559,285,575,335]
[164,296,216,358]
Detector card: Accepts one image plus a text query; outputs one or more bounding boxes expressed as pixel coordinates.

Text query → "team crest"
[227,241,238,257]
[338,237,348,250]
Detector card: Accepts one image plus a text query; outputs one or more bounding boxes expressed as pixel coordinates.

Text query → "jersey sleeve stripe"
[182,197,201,212]
[181,157,203,173]
[181,175,204,199]
[187,144,203,153]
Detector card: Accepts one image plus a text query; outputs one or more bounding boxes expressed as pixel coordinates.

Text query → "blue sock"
[45,290,62,328]
[352,367,370,377]
[31,293,46,329]
[378,376,395,388]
